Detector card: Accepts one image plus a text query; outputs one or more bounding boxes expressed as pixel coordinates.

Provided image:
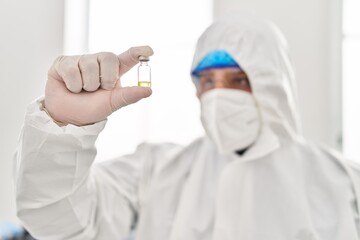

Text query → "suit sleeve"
[13,98,148,239]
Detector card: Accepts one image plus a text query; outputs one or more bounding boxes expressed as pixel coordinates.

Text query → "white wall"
[214,0,342,149]
[0,0,64,221]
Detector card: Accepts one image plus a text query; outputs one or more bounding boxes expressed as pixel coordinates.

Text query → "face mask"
[200,89,261,154]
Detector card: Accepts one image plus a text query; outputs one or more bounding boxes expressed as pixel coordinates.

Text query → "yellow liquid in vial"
[138,81,151,87]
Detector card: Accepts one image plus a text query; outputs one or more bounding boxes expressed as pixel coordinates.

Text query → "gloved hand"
[44,46,153,126]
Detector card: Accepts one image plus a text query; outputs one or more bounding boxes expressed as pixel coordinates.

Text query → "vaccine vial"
[138,56,151,87]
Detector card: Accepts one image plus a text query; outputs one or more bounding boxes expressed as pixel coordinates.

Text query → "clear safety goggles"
[194,68,252,95]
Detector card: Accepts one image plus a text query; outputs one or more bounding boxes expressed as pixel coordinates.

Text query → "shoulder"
[136,136,208,157]
[281,137,341,160]
[295,139,360,174]
[271,137,347,168]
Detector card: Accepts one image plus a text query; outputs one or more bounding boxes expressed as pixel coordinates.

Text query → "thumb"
[118,46,154,77]
[110,86,152,111]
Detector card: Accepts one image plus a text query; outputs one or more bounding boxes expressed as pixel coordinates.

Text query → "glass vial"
[138,56,151,87]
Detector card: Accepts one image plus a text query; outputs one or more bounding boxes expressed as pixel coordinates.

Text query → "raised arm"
[14,46,153,239]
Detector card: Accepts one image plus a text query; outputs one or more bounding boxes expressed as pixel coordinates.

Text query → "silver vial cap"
[138,55,150,62]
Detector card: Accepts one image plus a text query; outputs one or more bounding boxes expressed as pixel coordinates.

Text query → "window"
[343,0,360,161]
[85,0,212,160]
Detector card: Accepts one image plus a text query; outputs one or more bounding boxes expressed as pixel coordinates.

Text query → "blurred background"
[0,0,359,230]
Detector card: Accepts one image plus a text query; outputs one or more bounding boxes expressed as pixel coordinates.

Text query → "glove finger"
[110,86,152,111]
[54,55,83,93]
[97,52,120,90]
[78,54,100,92]
[117,46,154,77]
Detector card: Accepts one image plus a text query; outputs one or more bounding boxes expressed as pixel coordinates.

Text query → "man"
[14,15,360,240]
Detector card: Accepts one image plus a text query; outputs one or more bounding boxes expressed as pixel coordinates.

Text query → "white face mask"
[200,89,261,154]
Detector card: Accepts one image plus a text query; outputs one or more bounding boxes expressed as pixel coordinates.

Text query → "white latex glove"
[44,46,153,126]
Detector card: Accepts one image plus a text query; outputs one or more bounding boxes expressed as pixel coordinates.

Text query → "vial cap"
[138,55,150,62]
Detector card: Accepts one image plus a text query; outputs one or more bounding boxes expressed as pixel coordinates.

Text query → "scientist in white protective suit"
[14,15,360,240]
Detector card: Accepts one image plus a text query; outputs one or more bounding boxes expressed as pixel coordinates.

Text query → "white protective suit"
[14,15,360,240]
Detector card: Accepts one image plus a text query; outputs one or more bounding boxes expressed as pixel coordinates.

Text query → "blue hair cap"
[192,50,240,76]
